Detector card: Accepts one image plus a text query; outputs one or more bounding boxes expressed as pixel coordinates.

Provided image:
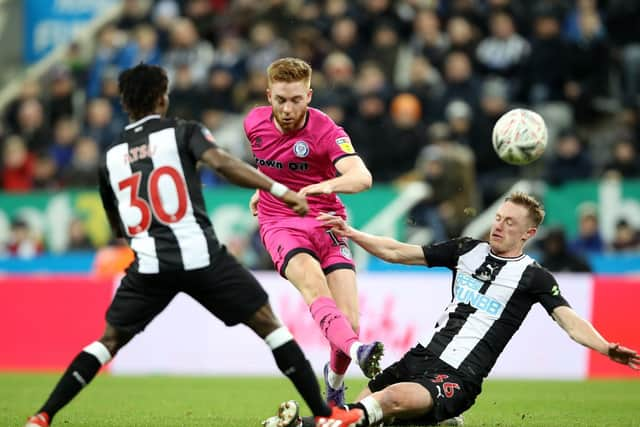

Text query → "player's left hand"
[317,213,351,237]
[298,183,332,196]
[607,343,640,370]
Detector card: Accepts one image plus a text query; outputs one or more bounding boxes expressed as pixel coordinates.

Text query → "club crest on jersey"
[335,137,355,154]
[340,246,352,260]
[293,141,310,158]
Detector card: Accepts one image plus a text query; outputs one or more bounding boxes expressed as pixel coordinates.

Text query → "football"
[492,108,547,165]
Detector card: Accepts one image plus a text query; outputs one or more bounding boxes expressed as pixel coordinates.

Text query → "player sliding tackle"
[263,192,639,427]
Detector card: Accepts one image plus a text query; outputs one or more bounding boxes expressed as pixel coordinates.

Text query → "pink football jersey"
[244,106,358,221]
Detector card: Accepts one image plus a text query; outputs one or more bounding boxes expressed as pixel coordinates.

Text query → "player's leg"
[350,383,434,426]
[324,269,359,406]
[187,250,330,418]
[262,220,382,378]
[245,302,333,418]
[287,383,433,427]
[26,272,176,426]
[285,254,382,377]
[26,324,135,426]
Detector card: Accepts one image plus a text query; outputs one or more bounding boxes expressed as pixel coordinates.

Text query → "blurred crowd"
[2,0,640,262]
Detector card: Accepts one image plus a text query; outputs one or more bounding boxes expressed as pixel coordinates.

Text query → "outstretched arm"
[299,156,372,196]
[552,305,639,370]
[201,147,308,217]
[317,213,426,265]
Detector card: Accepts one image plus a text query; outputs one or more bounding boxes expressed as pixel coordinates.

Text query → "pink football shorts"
[260,217,355,276]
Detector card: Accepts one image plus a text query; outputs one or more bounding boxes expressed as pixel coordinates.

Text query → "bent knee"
[99,326,132,356]
[245,304,281,338]
[378,383,433,416]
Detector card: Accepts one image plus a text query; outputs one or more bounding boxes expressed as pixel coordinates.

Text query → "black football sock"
[38,345,109,421]
[271,340,332,417]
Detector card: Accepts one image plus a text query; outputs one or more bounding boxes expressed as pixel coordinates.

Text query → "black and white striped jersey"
[98,115,222,273]
[420,237,570,385]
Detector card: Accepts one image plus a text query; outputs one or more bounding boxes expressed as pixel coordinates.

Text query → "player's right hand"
[282,191,308,217]
[249,190,260,216]
[608,343,640,370]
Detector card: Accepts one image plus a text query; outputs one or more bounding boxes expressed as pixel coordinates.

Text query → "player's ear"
[523,226,537,242]
[266,87,272,103]
[307,88,313,103]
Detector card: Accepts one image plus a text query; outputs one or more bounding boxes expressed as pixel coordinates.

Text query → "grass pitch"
[2,373,639,426]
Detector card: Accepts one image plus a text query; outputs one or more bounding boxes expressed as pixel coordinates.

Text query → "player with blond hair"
[264,192,638,426]
[245,57,383,407]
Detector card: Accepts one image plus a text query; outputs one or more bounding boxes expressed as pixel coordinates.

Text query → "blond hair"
[505,192,545,227]
[267,57,312,86]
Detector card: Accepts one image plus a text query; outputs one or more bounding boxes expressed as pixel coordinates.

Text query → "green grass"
[2,374,639,426]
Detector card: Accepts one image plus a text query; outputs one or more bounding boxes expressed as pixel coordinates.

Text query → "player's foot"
[356,341,384,378]
[438,415,464,426]
[25,413,50,427]
[315,406,364,427]
[262,400,302,427]
[323,362,346,408]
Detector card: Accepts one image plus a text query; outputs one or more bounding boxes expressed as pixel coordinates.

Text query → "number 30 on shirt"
[117,166,188,235]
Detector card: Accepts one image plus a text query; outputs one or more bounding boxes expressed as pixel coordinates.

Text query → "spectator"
[67,218,95,251]
[5,218,43,259]
[245,21,289,74]
[539,228,591,272]
[407,144,470,243]
[602,140,640,179]
[440,51,481,116]
[116,24,162,70]
[46,66,76,125]
[475,10,530,79]
[409,9,449,72]
[32,152,60,190]
[383,93,428,182]
[201,65,238,113]
[611,219,640,252]
[446,15,479,61]
[162,18,215,86]
[605,0,640,110]
[345,92,391,182]
[403,55,444,122]
[50,117,80,171]
[518,7,569,105]
[564,10,611,122]
[167,63,202,120]
[445,99,473,147]
[86,25,125,99]
[544,130,594,186]
[569,203,605,255]
[116,0,150,31]
[83,98,120,151]
[61,136,100,188]
[1,135,34,192]
[4,80,42,134]
[329,17,365,65]
[183,0,217,45]
[16,98,50,153]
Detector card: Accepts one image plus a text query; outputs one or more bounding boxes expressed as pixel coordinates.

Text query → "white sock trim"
[264,327,294,350]
[83,341,112,365]
[327,369,345,389]
[349,341,363,362]
[361,396,384,425]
